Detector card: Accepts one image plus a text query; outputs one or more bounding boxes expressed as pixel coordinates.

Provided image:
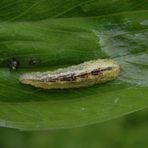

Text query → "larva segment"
[19,59,120,89]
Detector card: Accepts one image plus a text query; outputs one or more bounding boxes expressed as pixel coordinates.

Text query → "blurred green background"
[0,108,148,148]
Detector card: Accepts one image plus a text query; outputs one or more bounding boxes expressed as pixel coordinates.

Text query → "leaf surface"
[0,0,147,130]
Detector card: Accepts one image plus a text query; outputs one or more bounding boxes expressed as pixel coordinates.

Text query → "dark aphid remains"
[8,57,20,71]
[29,58,40,66]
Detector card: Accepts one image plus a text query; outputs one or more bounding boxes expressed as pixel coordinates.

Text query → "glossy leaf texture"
[0,0,147,130]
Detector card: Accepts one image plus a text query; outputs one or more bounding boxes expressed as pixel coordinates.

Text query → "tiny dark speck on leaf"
[29,58,40,66]
[7,57,20,71]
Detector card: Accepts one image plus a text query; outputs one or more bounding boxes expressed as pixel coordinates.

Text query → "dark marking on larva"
[40,74,77,82]
[91,69,101,75]
[77,73,89,78]
[58,73,76,82]
[59,77,69,81]
[49,79,57,82]
[101,67,113,71]
[40,67,114,83]
[60,77,74,81]
[42,78,57,82]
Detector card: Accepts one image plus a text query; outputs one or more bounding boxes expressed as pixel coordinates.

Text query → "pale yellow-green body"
[19,59,120,89]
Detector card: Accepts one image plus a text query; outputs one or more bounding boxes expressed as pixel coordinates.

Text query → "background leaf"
[0,0,147,130]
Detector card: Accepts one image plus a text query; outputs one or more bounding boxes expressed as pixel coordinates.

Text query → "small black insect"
[8,57,20,71]
[29,58,40,66]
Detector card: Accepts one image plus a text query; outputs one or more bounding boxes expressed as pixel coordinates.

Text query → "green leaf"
[0,0,147,130]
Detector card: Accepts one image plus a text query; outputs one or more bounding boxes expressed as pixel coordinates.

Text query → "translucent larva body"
[19,59,120,89]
